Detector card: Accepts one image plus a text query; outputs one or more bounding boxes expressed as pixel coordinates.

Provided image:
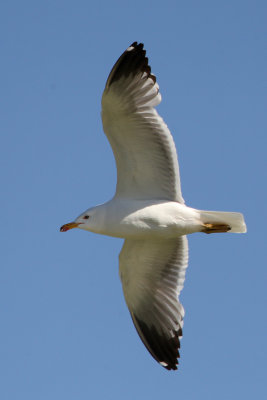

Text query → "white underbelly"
[97,200,202,239]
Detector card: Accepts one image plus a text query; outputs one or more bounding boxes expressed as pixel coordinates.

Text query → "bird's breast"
[94,199,201,239]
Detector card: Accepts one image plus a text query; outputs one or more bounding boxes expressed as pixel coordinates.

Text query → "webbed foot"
[202,223,231,234]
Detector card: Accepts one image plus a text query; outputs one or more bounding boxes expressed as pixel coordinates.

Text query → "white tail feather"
[200,210,247,233]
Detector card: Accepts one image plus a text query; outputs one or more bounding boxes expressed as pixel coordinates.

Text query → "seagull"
[60,42,246,370]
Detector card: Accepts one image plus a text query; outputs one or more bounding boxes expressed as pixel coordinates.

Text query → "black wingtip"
[128,41,139,48]
[105,42,156,88]
[131,314,182,371]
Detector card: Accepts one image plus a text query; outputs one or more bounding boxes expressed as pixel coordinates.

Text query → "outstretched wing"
[101,42,184,203]
[119,236,189,370]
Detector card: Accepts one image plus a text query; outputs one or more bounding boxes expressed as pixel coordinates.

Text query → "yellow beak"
[60,222,81,232]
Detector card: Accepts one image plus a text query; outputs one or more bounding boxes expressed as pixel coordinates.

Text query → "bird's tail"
[199,210,247,233]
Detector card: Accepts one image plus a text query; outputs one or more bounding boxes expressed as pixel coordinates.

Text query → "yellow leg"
[202,223,231,234]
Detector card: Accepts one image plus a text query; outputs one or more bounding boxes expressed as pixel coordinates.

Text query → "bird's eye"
[83,215,89,220]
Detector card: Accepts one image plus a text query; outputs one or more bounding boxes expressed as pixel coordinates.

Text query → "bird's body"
[76,199,202,238]
[60,42,246,370]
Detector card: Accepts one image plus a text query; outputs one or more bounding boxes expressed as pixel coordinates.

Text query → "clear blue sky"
[1,1,266,399]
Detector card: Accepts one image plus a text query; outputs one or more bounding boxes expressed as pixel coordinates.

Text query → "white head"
[60,205,105,234]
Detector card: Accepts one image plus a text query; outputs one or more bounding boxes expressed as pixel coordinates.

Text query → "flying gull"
[60,42,246,370]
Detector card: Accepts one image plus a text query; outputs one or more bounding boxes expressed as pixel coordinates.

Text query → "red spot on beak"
[60,222,81,232]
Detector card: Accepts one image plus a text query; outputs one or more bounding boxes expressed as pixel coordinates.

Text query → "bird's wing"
[119,236,189,370]
[101,42,184,203]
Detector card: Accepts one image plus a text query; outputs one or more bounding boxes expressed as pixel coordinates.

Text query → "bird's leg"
[202,223,231,234]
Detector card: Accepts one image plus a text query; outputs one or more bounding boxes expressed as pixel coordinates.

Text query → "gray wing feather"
[119,236,189,370]
[101,42,184,203]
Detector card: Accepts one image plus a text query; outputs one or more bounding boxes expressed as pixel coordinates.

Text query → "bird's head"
[60,206,101,233]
